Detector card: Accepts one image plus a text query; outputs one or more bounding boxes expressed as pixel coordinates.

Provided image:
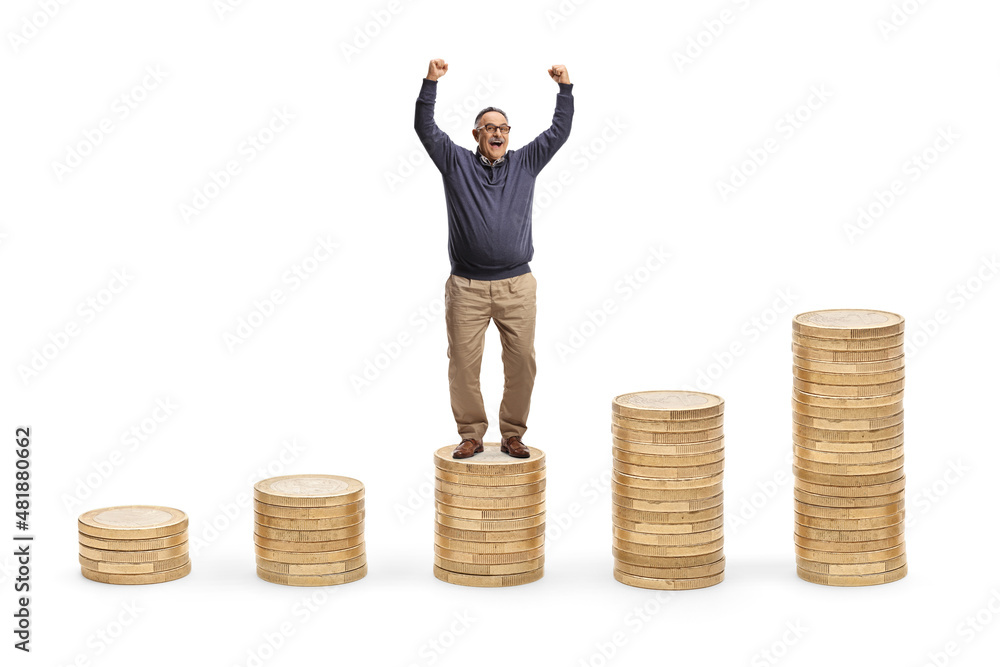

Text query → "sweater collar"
[475,146,506,167]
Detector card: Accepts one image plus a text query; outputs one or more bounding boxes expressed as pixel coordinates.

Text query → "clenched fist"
[548,64,570,84]
[427,59,448,81]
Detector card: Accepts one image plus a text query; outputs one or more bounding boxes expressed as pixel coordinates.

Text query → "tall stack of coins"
[792,309,907,586]
[253,475,367,586]
[611,391,726,590]
[433,444,546,587]
[78,506,191,585]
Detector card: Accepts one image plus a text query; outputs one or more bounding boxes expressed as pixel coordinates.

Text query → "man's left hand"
[548,65,570,84]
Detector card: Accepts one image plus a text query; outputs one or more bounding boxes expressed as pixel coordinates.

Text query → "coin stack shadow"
[78,506,191,585]
[433,444,546,587]
[792,309,907,586]
[611,391,726,590]
[253,475,367,586]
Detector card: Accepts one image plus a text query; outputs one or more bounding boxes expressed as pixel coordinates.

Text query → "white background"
[3,0,999,665]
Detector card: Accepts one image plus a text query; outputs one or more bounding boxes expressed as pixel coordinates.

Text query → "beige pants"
[445,272,537,441]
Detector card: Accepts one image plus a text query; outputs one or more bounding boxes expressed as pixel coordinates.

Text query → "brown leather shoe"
[500,435,530,458]
[452,438,484,459]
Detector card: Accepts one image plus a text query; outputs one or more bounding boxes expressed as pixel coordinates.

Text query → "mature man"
[414,58,573,459]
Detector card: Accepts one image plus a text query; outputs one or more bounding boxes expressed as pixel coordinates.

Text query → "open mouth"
[489,138,503,148]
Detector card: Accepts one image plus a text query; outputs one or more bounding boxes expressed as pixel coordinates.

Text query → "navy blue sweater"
[414,78,574,280]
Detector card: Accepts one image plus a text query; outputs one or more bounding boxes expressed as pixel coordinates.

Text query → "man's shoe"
[452,438,484,459]
[500,435,530,458]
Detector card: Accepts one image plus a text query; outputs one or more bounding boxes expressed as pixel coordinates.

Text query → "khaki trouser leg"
[445,275,491,440]
[493,272,537,440]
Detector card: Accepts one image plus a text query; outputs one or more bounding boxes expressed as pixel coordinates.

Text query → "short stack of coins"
[433,444,546,587]
[253,475,367,586]
[791,309,907,586]
[78,506,191,585]
[611,391,726,590]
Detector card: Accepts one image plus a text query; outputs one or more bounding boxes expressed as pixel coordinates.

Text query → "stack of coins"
[78,506,191,585]
[433,444,546,587]
[611,391,726,590]
[792,309,907,586]
[253,475,367,586]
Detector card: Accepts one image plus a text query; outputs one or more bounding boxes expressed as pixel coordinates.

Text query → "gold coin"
[256,563,367,587]
[796,563,907,586]
[793,366,905,386]
[434,489,545,510]
[252,499,364,519]
[792,409,903,430]
[792,343,905,362]
[792,388,904,408]
[793,432,905,453]
[793,444,904,465]
[613,458,725,479]
[793,422,904,442]
[435,523,545,542]
[613,515,723,534]
[612,435,725,456]
[796,554,906,575]
[433,545,545,564]
[613,536,724,557]
[79,554,189,574]
[78,542,188,563]
[615,557,725,579]
[433,564,543,587]
[613,447,724,467]
[81,560,191,585]
[791,398,903,419]
[253,543,366,563]
[78,506,187,540]
[793,310,904,339]
[253,521,365,542]
[434,468,546,486]
[612,547,724,568]
[256,554,366,575]
[794,543,905,563]
[434,478,546,498]
[792,331,904,350]
[611,391,724,420]
[612,469,723,489]
[792,532,905,552]
[254,475,364,507]
[793,456,904,476]
[434,555,544,576]
[613,525,724,546]
[794,521,904,542]
[612,492,724,513]
[253,533,364,552]
[612,504,724,524]
[794,486,905,507]
[794,510,904,530]
[794,466,904,487]
[794,499,904,518]
[611,413,725,433]
[78,531,187,551]
[254,512,364,530]
[611,424,725,444]
[434,512,545,532]
[793,377,905,398]
[612,481,724,501]
[433,534,544,554]
[434,503,546,521]
[613,569,724,590]
[433,443,546,475]
[791,355,904,374]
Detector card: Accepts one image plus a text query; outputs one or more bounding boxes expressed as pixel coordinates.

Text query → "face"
[473,111,508,161]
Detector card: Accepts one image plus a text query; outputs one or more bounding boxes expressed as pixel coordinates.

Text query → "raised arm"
[519,65,574,176]
[414,59,460,174]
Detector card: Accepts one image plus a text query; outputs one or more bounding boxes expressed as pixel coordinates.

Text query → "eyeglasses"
[476,124,511,135]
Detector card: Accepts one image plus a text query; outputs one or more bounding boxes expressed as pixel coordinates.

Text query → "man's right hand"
[426,59,448,81]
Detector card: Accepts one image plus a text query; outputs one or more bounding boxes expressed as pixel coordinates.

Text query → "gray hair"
[474,106,508,128]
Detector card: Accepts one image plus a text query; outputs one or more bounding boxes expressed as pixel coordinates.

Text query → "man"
[414,58,573,459]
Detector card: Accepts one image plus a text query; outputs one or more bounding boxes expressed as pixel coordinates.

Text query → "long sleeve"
[518,82,574,176]
[414,78,460,175]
